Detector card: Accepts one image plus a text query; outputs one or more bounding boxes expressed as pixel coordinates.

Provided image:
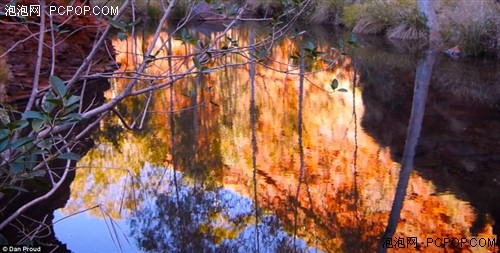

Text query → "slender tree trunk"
[377,50,436,253]
[249,29,260,253]
[417,0,442,46]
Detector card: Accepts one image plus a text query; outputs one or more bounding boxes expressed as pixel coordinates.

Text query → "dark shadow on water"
[354,37,500,238]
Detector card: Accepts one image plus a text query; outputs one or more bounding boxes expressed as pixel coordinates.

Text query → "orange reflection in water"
[63,25,496,252]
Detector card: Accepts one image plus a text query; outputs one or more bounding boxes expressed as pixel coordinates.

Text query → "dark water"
[50,23,500,252]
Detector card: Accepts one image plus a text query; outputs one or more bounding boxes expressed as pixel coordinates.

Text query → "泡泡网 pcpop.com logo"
[48,5,118,16]
[3,4,118,17]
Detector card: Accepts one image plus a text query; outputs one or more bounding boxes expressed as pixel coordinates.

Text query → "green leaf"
[31,148,49,155]
[7,120,29,131]
[62,113,83,122]
[347,34,358,46]
[336,39,345,49]
[0,138,9,152]
[64,95,80,107]
[331,79,339,90]
[31,178,51,190]
[193,56,202,70]
[9,160,25,174]
[202,68,216,74]
[2,185,29,193]
[26,170,46,178]
[258,49,267,59]
[25,153,37,170]
[188,90,197,98]
[23,111,45,120]
[117,32,126,41]
[36,139,51,150]
[11,136,36,149]
[128,17,142,27]
[58,152,81,161]
[296,30,306,36]
[305,41,315,51]
[52,24,60,32]
[49,76,67,98]
[337,88,348,92]
[0,233,8,245]
[228,4,238,15]
[0,129,9,139]
[64,103,80,114]
[45,98,63,106]
[32,119,45,132]
[210,100,220,106]
[107,19,126,31]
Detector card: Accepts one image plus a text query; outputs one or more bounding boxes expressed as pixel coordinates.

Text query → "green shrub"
[342,0,427,40]
[342,3,363,29]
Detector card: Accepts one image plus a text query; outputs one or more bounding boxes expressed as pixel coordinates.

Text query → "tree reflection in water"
[60,25,500,252]
[128,168,317,253]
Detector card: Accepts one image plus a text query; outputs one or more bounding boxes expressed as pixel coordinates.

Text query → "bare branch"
[25,0,46,113]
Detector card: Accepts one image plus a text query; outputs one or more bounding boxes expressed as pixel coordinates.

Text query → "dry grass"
[307,0,346,24]
[343,0,427,40]
[387,24,426,40]
[352,16,387,34]
[246,0,283,17]
[91,0,499,56]
[437,0,499,56]
[247,0,346,24]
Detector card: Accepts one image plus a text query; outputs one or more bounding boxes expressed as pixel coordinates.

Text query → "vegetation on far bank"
[93,0,499,56]
[345,0,499,56]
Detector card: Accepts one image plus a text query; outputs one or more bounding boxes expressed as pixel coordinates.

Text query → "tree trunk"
[417,0,442,47]
[377,50,436,253]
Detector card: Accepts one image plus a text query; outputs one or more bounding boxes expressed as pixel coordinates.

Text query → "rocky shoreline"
[0,0,114,104]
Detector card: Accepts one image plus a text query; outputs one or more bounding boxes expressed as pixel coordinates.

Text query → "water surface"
[54,23,500,252]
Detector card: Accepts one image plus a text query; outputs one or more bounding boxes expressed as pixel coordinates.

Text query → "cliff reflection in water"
[59,24,499,252]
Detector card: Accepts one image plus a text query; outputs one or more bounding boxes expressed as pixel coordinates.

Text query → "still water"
[54,23,500,252]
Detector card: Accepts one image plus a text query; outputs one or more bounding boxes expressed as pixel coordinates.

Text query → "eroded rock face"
[0,0,114,103]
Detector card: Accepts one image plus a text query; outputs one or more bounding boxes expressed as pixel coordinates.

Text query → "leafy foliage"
[0,75,82,194]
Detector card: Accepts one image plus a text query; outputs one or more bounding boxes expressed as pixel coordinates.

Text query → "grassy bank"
[343,0,427,40]
[438,0,499,56]
[90,0,499,56]
[343,0,499,56]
